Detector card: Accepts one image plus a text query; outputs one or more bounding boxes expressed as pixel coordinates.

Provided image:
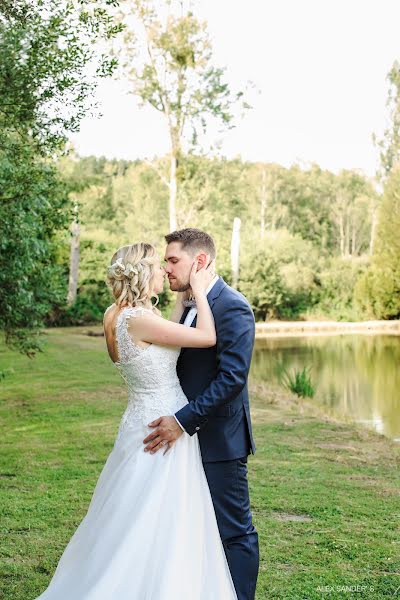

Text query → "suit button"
[195,426,200,431]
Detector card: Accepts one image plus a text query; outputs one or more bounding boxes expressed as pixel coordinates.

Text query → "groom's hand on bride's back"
[143,416,183,455]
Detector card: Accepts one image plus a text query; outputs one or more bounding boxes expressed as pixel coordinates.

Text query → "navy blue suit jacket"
[174,276,257,463]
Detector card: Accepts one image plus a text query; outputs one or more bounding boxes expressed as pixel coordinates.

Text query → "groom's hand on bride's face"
[143,416,183,455]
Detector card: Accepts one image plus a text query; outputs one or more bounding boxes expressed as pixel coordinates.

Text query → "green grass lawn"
[1,328,399,599]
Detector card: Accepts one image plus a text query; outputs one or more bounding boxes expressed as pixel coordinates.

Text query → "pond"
[251,334,400,441]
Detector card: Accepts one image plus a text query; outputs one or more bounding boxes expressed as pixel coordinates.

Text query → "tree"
[354,167,400,319]
[59,152,131,306]
[259,167,267,240]
[250,164,337,253]
[0,0,122,354]
[332,171,376,258]
[116,0,249,231]
[371,61,400,254]
[230,217,241,289]
[373,61,400,179]
[356,61,400,318]
[238,252,285,321]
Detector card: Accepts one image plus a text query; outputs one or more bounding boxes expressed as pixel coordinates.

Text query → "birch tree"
[331,171,375,258]
[116,0,248,231]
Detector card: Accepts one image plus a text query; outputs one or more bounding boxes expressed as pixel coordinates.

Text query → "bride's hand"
[190,259,212,295]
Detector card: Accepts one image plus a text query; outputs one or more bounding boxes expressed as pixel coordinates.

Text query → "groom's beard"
[168,278,190,293]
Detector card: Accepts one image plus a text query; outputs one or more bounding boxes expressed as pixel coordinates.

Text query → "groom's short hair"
[165,228,216,259]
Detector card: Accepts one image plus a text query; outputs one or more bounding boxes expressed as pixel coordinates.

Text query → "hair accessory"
[109,258,137,278]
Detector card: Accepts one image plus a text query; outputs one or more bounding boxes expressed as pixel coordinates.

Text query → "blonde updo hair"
[107,243,160,310]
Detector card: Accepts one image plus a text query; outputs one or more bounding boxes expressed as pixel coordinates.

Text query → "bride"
[35,242,238,599]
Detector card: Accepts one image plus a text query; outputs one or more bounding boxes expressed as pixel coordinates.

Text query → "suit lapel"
[206,275,226,309]
[188,276,227,329]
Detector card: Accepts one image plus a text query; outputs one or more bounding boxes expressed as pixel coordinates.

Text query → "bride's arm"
[131,290,215,348]
[130,261,216,348]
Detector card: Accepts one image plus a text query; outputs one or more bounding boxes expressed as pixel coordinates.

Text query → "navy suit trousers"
[203,456,259,600]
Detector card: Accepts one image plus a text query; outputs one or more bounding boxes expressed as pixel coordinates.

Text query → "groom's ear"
[196,252,209,270]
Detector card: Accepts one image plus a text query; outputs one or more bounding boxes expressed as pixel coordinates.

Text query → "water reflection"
[251,334,400,440]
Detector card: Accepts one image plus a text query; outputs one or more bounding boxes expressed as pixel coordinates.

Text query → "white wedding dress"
[36,306,238,600]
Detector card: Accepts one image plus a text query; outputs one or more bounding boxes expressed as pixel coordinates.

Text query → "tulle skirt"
[35,421,238,599]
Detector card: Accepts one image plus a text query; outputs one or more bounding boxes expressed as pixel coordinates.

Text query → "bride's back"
[103,304,152,364]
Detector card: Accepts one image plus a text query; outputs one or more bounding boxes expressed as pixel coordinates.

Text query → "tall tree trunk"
[339,214,345,257]
[351,219,357,256]
[260,168,266,240]
[67,219,80,305]
[231,217,241,289]
[369,204,378,255]
[271,181,278,230]
[169,152,178,232]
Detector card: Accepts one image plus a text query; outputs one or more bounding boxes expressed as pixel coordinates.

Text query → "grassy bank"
[1,329,399,599]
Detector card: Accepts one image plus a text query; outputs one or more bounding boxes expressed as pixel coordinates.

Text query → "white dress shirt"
[174,274,220,433]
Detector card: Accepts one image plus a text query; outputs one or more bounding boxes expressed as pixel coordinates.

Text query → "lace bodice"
[115,306,154,363]
[112,306,189,438]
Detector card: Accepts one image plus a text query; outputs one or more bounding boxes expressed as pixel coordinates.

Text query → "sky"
[69,0,400,177]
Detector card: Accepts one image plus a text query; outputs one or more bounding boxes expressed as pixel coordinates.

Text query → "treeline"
[49,151,399,324]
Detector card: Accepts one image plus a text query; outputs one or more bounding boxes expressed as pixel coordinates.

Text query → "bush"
[239,230,321,320]
[355,264,400,320]
[310,257,367,321]
[238,252,286,320]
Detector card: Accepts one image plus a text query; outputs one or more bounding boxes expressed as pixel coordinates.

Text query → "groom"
[143,228,259,600]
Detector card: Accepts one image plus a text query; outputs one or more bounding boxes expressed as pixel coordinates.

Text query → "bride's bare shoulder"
[104,304,116,313]
[103,304,118,327]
